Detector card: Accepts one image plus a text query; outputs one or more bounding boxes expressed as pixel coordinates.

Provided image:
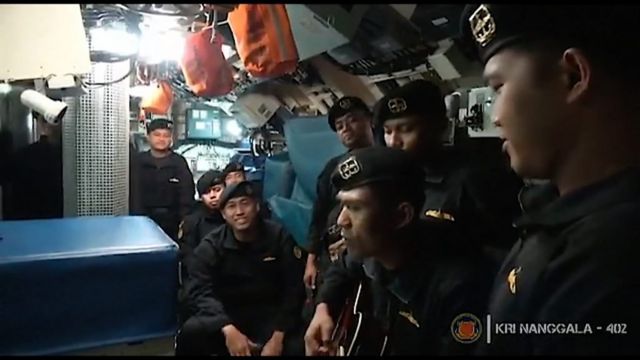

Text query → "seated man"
[222,161,247,186]
[179,169,226,269]
[176,181,307,356]
[304,147,494,356]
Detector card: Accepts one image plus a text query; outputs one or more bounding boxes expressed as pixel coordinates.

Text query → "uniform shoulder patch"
[177,220,184,240]
[293,246,303,259]
[425,210,455,222]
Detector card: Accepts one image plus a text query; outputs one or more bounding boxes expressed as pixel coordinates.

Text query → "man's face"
[335,186,395,259]
[484,48,570,179]
[221,196,260,231]
[225,171,246,186]
[202,184,225,210]
[334,111,372,150]
[147,129,172,151]
[383,116,442,159]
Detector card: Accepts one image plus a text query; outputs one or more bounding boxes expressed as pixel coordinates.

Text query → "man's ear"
[394,202,415,229]
[255,199,261,213]
[561,48,592,104]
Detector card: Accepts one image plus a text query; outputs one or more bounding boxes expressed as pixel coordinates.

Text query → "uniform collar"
[197,203,223,222]
[422,148,462,184]
[362,226,432,304]
[220,220,269,251]
[515,167,640,229]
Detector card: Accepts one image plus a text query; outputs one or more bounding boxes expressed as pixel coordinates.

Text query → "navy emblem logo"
[339,98,352,109]
[469,4,496,47]
[451,313,482,344]
[387,97,407,114]
[338,156,361,180]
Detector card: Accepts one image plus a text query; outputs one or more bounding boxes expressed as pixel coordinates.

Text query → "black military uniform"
[179,169,226,267]
[132,119,195,241]
[307,97,372,282]
[5,135,63,220]
[316,147,494,355]
[177,181,307,356]
[374,80,521,255]
[459,4,640,355]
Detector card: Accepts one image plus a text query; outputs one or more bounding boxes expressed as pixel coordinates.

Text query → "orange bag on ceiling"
[227,4,299,79]
[180,26,235,97]
[140,80,173,115]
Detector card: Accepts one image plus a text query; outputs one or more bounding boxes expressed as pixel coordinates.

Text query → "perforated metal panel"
[62,55,130,217]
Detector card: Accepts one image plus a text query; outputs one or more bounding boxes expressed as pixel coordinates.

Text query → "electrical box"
[0,4,91,81]
[285,4,369,61]
[465,86,500,138]
[231,93,282,129]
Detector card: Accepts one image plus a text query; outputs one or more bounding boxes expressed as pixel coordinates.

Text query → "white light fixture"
[129,84,155,98]
[221,44,236,60]
[138,29,186,64]
[225,119,243,137]
[89,27,139,57]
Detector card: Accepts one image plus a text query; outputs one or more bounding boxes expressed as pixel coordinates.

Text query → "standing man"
[177,181,306,356]
[132,118,195,241]
[460,4,640,355]
[304,147,493,355]
[304,96,375,292]
[374,79,521,254]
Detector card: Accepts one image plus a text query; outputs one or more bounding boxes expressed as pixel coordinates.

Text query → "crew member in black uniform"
[460,4,640,355]
[222,161,246,186]
[304,147,494,356]
[179,169,226,272]
[177,181,306,356]
[132,119,195,241]
[5,113,63,220]
[375,80,521,255]
[304,96,375,292]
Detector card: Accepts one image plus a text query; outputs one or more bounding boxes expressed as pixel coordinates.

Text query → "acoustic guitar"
[330,281,389,356]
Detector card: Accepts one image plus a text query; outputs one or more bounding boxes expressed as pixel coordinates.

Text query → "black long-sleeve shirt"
[186,220,306,342]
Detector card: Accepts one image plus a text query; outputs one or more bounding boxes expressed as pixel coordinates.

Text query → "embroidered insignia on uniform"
[293,246,303,259]
[469,4,496,47]
[169,178,180,183]
[425,210,455,222]
[263,256,277,262]
[338,156,361,180]
[507,266,522,295]
[399,311,420,328]
[339,98,351,109]
[387,97,407,114]
[177,221,184,239]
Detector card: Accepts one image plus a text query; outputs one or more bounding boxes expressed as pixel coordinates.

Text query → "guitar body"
[331,282,389,356]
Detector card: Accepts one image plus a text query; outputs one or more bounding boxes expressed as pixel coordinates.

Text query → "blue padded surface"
[267,196,313,249]
[263,152,296,202]
[283,116,346,203]
[0,216,179,355]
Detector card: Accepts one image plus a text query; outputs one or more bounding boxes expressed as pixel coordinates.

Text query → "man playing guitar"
[304,147,494,356]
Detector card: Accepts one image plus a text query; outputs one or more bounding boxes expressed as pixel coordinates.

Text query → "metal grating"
[62,36,130,216]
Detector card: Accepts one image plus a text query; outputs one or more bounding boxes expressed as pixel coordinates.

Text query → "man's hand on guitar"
[222,324,259,356]
[304,303,336,356]
[304,255,318,290]
[328,238,347,262]
[261,331,284,356]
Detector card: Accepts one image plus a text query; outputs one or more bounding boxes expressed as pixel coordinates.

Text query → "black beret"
[373,80,446,129]
[196,170,225,197]
[460,4,640,64]
[146,118,173,133]
[330,146,425,192]
[219,180,258,209]
[327,96,372,132]
[223,162,245,177]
